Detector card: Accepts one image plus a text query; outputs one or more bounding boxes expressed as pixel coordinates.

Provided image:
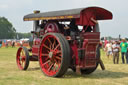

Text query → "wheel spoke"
[53,63,59,71]
[45,57,49,61]
[47,50,50,53]
[54,59,61,68]
[21,50,25,56]
[54,58,58,64]
[21,61,23,66]
[53,44,60,51]
[42,60,50,66]
[50,44,52,50]
[43,44,51,50]
[52,63,57,71]
[22,56,25,59]
[57,62,61,68]
[52,39,56,50]
[41,54,49,56]
[57,53,62,57]
[52,65,55,71]
[48,63,54,72]
[47,38,52,49]
[56,50,62,54]
[21,59,25,66]
[55,56,62,60]
[48,38,52,45]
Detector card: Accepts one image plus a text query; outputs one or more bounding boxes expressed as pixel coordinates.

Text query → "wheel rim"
[39,35,62,76]
[16,47,26,70]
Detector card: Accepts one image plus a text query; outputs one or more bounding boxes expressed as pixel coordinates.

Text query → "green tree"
[0,17,16,39]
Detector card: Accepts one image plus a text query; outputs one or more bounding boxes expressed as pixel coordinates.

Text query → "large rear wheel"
[39,33,70,77]
[16,47,29,70]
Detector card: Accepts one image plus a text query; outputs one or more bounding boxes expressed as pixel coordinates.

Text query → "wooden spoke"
[48,38,52,49]
[55,56,62,60]
[21,59,25,66]
[45,57,49,61]
[56,50,62,54]
[54,44,60,51]
[21,50,25,56]
[42,60,50,66]
[48,63,54,72]
[41,54,49,56]
[52,39,56,50]
[48,38,52,45]
[54,58,58,64]
[22,56,25,59]
[57,53,62,57]
[52,63,56,72]
[43,44,51,50]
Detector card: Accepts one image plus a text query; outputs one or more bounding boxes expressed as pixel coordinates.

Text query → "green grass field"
[0,47,128,85]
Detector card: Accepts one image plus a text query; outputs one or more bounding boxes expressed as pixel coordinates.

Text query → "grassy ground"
[0,47,128,85]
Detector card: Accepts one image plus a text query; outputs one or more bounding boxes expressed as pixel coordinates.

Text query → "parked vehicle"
[16,6,113,77]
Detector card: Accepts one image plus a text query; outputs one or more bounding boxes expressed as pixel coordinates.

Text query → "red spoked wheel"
[39,33,70,77]
[16,47,29,70]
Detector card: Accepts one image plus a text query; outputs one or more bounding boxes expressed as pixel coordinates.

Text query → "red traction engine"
[16,7,113,77]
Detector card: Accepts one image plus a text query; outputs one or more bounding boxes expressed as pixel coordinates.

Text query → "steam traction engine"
[16,7,113,77]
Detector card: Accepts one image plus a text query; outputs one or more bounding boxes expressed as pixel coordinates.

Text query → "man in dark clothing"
[12,41,15,48]
[69,19,79,39]
[63,19,79,39]
[84,26,93,32]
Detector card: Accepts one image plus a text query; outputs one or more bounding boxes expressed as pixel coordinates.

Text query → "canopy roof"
[24,6,113,21]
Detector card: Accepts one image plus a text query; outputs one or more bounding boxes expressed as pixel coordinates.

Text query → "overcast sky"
[0,0,127,38]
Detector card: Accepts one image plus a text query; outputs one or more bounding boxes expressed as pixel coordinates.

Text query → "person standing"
[20,40,23,47]
[120,38,128,64]
[12,41,15,48]
[105,41,113,59]
[104,39,108,50]
[112,41,120,64]
[5,40,8,48]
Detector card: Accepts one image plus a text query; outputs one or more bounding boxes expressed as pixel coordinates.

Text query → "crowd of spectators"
[0,39,29,48]
[101,38,128,64]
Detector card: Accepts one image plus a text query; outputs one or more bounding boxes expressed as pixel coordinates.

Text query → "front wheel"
[16,47,29,70]
[39,33,70,77]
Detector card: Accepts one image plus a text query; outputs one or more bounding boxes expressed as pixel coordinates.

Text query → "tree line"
[0,17,31,39]
[16,32,31,39]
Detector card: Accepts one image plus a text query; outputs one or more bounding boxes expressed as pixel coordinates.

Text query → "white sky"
[0,0,127,38]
